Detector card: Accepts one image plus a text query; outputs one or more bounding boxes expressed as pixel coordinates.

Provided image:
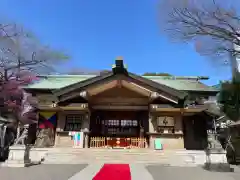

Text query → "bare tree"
[0,23,68,78]
[159,0,240,65]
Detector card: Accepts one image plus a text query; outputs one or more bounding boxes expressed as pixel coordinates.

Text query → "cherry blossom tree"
[0,23,68,159]
[0,23,67,124]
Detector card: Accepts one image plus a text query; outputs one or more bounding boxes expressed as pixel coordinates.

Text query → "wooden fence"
[130,137,147,148]
[89,137,147,148]
[90,137,106,148]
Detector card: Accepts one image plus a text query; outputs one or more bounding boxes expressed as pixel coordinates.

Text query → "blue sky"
[0,0,231,85]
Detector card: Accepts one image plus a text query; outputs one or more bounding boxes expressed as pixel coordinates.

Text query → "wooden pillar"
[82,112,90,148]
[148,113,155,149]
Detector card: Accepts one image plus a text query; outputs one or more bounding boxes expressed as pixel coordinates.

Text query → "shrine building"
[24,57,219,150]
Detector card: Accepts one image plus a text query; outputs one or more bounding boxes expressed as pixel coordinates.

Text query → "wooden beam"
[150,108,182,112]
[121,80,152,97]
[59,106,89,111]
[87,80,117,96]
[91,97,149,105]
[150,92,178,104]
[59,103,88,111]
[38,103,89,111]
[150,104,206,113]
[38,105,60,111]
[59,90,88,102]
[92,105,148,110]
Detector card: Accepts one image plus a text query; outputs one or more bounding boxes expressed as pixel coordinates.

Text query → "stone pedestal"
[3,145,46,167]
[196,149,230,171]
[205,149,228,164]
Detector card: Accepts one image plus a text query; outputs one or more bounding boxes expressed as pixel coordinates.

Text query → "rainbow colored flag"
[38,112,57,129]
[69,131,81,146]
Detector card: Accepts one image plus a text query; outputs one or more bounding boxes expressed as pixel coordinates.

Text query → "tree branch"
[160,0,240,59]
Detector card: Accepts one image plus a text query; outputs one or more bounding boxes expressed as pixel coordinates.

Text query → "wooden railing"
[90,137,106,148]
[89,137,147,148]
[130,137,148,148]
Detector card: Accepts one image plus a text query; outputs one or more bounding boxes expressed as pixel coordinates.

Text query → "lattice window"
[106,120,119,126]
[64,114,84,131]
[107,127,119,134]
[120,120,138,127]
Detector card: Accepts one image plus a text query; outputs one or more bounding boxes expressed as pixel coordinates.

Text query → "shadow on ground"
[0,164,88,180]
[202,163,234,172]
[146,165,240,180]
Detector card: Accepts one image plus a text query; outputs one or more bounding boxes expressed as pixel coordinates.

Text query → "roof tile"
[25,75,218,92]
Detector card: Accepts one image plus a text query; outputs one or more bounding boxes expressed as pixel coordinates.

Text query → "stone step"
[43,158,186,163]
[48,154,178,158]
[47,149,202,155]
[42,159,196,166]
[44,152,182,157]
[48,149,164,153]
[45,156,190,161]
[44,158,172,162]
[43,155,191,164]
[41,148,226,166]
[43,156,196,166]
[49,150,176,154]
[44,155,179,159]
[44,150,194,157]
[44,157,171,160]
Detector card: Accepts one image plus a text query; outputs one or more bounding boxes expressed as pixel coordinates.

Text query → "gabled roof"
[127,72,185,99]
[145,76,218,92]
[50,61,187,99]
[25,75,218,92]
[24,59,219,98]
[52,71,115,97]
[26,75,96,89]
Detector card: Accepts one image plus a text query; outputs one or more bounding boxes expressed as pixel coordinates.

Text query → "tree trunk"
[25,124,37,145]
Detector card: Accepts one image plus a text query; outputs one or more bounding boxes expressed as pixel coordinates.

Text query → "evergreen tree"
[218,73,240,121]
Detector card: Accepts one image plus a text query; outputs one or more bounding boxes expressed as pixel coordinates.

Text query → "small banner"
[38,112,57,129]
[69,131,84,147]
[154,138,163,150]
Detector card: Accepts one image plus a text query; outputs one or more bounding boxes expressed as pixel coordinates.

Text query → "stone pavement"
[0,164,87,180]
[0,164,240,180]
[147,165,240,180]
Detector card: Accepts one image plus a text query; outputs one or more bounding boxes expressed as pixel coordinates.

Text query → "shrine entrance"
[90,110,148,148]
[100,119,139,137]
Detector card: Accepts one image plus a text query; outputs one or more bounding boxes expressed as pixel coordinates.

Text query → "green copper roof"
[143,76,218,92]
[26,75,96,89]
[25,75,218,92]
[212,83,221,90]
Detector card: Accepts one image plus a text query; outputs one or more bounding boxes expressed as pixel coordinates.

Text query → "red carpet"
[93,164,131,180]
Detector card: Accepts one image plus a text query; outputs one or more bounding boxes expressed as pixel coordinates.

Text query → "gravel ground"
[0,164,88,180]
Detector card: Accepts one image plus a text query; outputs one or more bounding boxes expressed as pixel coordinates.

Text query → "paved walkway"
[147,165,240,180]
[0,164,87,180]
[68,163,154,180]
[0,164,240,180]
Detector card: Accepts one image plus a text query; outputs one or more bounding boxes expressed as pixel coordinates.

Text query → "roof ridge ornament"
[112,56,128,74]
